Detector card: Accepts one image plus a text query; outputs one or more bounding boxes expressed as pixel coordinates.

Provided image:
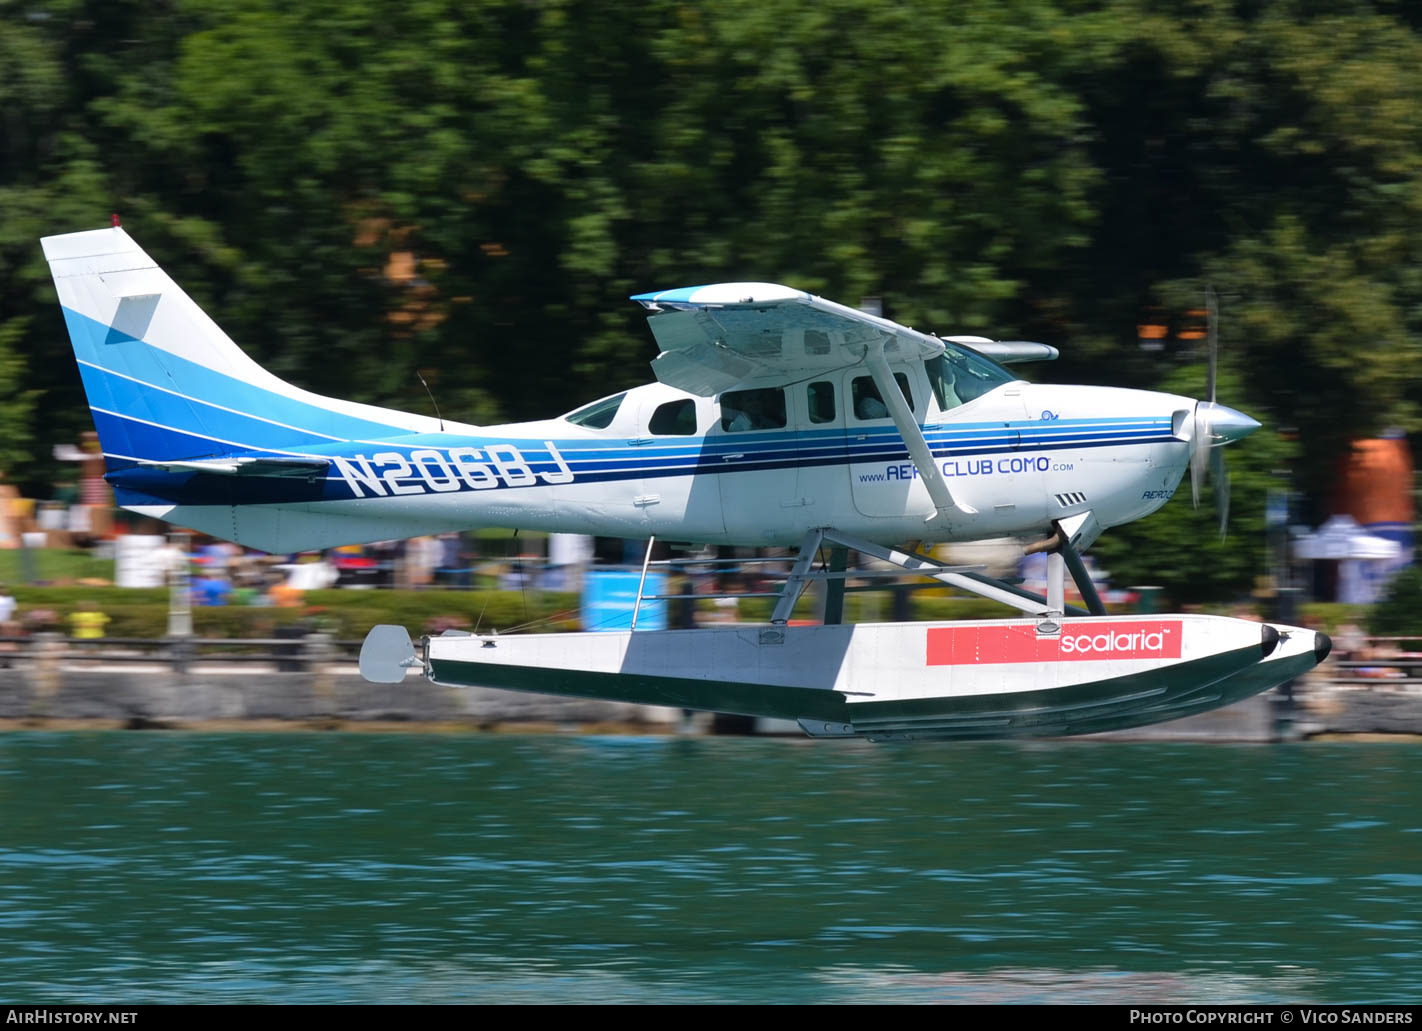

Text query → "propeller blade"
[1212,446,1230,539]
[1192,291,1246,536]
[1205,286,1218,405]
[1190,401,1213,507]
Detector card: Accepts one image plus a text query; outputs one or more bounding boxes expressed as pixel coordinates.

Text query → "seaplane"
[42,224,1330,740]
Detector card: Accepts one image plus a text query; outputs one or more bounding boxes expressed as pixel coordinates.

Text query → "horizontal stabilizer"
[131,456,329,477]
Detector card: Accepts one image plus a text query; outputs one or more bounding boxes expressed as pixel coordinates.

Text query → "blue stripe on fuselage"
[100,411,1176,506]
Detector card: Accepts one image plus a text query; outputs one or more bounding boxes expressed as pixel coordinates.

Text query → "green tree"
[0,319,37,477]
[0,0,1418,609]
[1370,563,1422,638]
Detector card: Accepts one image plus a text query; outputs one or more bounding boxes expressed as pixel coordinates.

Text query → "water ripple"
[0,733,1417,1002]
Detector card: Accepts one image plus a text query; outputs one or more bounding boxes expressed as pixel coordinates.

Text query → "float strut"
[823,547,848,625]
[772,529,825,625]
[631,536,655,631]
[1054,524,1107,616]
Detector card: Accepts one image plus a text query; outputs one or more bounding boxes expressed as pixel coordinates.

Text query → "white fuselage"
[135,374,1196,554]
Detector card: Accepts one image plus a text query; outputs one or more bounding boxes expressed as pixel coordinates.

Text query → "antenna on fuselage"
[416,370,445,433]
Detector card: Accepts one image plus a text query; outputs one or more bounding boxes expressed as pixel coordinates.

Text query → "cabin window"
[807,381,836,424]
[720,387,786,432]
[851,374,913,421]
[649,398,697,436]
[565,392,625,429]
[926,345,1015,410]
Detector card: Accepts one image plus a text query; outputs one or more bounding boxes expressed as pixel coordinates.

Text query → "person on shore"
[0,619,23,668]
[268,573,304,608]
[194,569,234,606]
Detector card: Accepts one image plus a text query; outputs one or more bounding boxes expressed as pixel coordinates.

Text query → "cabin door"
[712,384,804,542]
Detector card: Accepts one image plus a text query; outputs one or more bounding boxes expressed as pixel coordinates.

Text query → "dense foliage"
[3,0,1420,603]
[1368,563,1422,639]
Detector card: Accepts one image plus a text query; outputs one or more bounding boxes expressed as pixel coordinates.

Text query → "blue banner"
[582,570,667,632]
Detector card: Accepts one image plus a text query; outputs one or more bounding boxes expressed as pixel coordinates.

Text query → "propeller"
[1183,288,1258,537]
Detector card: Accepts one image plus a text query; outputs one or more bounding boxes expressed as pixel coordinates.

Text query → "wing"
[631,283,947,396]
[943,335,1060,365]
[632,282,1014,526]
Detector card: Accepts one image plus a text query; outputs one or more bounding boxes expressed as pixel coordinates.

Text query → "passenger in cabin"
[722,403,753,432]
[852,377,891,420]
[720,388,786,432]
[856,395,888,420]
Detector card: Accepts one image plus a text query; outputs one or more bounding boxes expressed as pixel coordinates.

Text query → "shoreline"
[0,716,680,735]
[2,715,1420,744]
[5,664,1422,741]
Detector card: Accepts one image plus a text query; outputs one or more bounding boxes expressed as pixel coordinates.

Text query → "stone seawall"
[1297,684,1422,737]
[1,659,1418,740]
[0,662,677,729]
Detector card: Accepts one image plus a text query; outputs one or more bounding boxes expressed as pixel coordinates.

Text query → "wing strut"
[865,340,975,524]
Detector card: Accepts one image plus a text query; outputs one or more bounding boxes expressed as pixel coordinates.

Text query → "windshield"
[925,343,1016,411]
[564,392,626,429]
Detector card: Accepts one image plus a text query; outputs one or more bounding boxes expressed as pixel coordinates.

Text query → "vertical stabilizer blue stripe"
[60,306,414,459]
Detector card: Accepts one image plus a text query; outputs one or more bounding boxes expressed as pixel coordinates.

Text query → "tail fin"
[42,226,437,467]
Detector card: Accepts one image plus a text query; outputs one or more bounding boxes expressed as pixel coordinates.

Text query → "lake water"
[0,732,1417,1003]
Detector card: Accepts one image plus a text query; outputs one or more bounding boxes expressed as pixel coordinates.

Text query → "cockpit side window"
[564,392,626,429]
[720,387,787,432]
[649,398,697,436]
[807,381,836,424]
